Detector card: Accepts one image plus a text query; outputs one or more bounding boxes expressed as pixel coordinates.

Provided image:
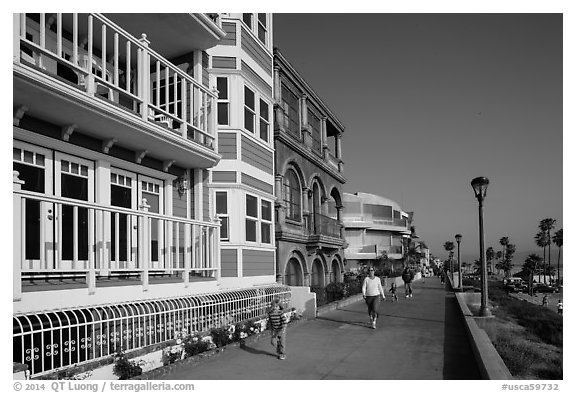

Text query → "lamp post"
[455,234,462,291]
[471,176,491,317]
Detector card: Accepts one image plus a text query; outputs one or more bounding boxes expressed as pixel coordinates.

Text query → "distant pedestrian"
[557,300,563,315]
[440,270,445,285]
[362,267,386,329]
[402,267,415,298]
[542,294,549,307]
[268,296,288,360]
[388,282,398,301]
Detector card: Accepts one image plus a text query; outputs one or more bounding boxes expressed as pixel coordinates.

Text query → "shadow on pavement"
[239,344,278,358]
[315,316,371,329]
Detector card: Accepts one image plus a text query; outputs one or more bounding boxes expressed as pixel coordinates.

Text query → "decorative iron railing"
[15,13,217,150]
[308,213,341,238]
[13,286,291,377]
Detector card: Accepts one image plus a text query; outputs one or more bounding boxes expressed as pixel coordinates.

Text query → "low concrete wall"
[455,292,512,380]
[288,286,317,319]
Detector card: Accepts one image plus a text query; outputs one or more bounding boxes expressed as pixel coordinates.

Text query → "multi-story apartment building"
[207,13,276,289]
[342,192,411,271]
[272,49,347,288]
[12,13,290,379]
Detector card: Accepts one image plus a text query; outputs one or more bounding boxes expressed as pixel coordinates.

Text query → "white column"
[13,14,21,63]
[138,34,151,121]
[140,199,151,291]
[13,171,24,301]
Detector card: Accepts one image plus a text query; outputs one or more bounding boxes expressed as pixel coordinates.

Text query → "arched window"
[283,169,301,221]
[285,258,303,286]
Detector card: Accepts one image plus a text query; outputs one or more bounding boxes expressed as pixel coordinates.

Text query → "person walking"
[542,294,549,307]
[388,282,398,301]
[268,296,288,360]
[557,300,563,315]
[362,267,386,329]
[402,266,415,298]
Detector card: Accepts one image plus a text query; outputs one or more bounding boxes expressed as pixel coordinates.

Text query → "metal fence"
[13,285,291,378]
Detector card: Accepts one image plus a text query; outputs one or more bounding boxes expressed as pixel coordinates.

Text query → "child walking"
[388,282,398,301]
[268,296,288,360]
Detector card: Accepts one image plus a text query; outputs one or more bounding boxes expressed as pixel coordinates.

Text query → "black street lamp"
[471,176,491,317]
[455,234,462,291]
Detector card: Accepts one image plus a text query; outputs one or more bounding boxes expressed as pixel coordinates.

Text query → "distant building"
[342,192,411,271]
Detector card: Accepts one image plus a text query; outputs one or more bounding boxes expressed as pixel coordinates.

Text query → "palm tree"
[523,254,542,296]
[539,218,556,285]
[499,237,509,265]
[443,241,455,274]
[486,247,495,275]
[495,251,503,274]
[552,228,563,287]
[534,231,547,284]
[503,243,516,277]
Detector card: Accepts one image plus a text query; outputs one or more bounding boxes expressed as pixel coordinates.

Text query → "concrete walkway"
[145,277,481,380]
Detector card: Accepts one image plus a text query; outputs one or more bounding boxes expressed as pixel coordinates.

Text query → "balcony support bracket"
[102,138,117,154]
[13,106,29,127]
[163,159,176,172]
[135,150,148,164]
[61,124,77,141]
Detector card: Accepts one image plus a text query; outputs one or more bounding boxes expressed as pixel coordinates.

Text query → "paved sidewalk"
[145,277,481,380]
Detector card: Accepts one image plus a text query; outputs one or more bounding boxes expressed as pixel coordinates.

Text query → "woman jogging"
[362,267,386,329]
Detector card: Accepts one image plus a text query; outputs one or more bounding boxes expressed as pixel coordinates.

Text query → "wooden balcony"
[13,173,221,301]
[14,13,219,169]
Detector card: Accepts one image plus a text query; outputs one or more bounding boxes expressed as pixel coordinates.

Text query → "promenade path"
[146,276,481,380]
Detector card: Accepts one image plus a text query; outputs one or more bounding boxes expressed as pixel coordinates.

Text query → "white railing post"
[212,216,221,280]
[210,87,218,152]
[139,199,150,291]
[138,34,150,121]
[184,223,191,286]
[87,208,96,295]
[13,171,25,302]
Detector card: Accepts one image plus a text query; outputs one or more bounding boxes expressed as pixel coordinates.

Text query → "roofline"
[273,47,346,132]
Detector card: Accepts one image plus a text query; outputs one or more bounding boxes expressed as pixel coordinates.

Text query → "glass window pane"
[242,13,252,28]
[71,162,79,175]
[261,222,271,244]
[258,25,266,44]
[244,87,254,109]
[246,220,257,242]
[24,151,34,164]
[154,184,160,193]
[260,120,268,142]
[216,192,227,214]
[218,103,229,125]
[142,192,159,213]
[261,200,271,221]
[119,175,125,184]
[111,173,117,183]
[80,165,87,176]
[246,195,258,217]
[126,178,131,187]
[245,110,254,132]
[217,77,228,99]
[13,148,21,161]
[259,100,269,121]
[258,13,267,26]
[220,217,229,240]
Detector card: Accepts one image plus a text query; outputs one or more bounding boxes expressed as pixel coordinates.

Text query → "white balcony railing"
[16,13,217,150]
[13,178,220,300]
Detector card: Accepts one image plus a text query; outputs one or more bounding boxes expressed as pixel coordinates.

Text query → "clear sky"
[273,13,563,261]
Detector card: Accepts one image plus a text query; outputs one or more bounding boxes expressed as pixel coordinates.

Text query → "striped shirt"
[268,307,287,330]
